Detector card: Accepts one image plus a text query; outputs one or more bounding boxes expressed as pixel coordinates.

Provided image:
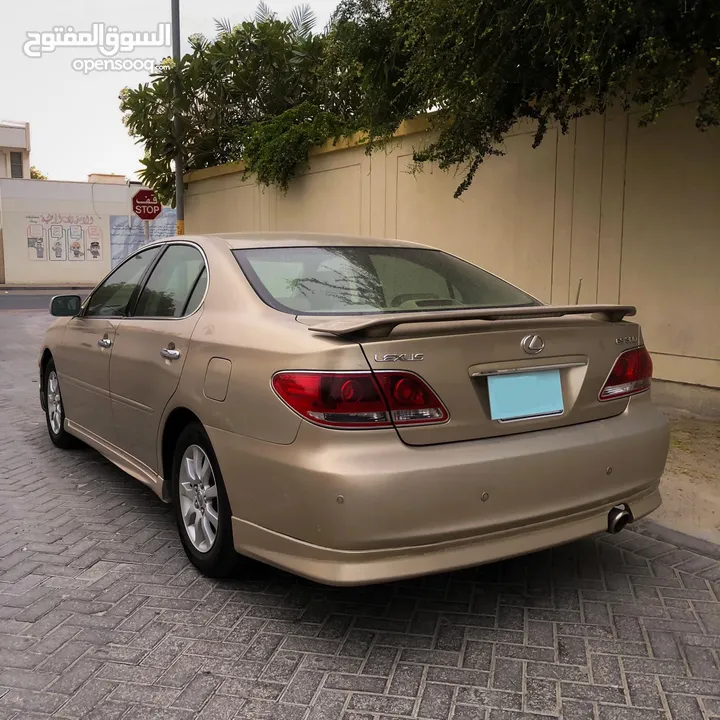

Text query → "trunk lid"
[301,308,640,445]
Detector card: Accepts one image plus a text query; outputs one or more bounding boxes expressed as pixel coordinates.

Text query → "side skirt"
[65,419,167,502]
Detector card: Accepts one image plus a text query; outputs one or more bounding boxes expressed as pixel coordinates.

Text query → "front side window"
[234,246,538,315]
[85,246,161,317]
[134,244,205,318]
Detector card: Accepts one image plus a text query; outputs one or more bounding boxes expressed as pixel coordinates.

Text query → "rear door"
[109,243,207,471]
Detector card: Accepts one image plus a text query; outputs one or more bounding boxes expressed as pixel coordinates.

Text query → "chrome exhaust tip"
[608,505,633,534]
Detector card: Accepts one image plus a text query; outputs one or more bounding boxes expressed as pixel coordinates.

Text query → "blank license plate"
[488,369,564,421]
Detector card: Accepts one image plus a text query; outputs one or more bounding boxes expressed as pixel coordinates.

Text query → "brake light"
[376,373,448,425]
[272,371,448,428]
[599,347,653,401]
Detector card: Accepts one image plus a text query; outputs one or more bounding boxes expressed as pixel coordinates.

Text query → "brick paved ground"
[1,311,720,720]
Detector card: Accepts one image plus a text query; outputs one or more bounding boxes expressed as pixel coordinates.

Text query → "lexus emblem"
[521,334,545,355]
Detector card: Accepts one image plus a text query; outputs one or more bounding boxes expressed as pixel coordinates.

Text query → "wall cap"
[184,116,433,184]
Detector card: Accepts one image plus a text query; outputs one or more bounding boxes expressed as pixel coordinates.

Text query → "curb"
[632,519,720,562]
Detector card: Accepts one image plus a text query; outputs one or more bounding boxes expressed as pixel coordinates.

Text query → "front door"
[54,245,162,444]
[109,243,207,472]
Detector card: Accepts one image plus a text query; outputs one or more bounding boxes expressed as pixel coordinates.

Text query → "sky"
[0,0,339,182]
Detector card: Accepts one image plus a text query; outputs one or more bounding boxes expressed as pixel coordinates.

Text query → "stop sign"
[132,189,162,221]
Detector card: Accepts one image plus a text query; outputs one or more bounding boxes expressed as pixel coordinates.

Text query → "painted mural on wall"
[26,214,103,262]
[109,207,177,268]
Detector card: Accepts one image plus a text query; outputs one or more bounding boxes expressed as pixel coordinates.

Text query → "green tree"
[336,0,720,196]
[121,0,720,202]
[120,4,343,204]
[322,0,419,144]
[30,166,47,180]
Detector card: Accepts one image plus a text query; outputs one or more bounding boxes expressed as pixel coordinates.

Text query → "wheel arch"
[160,406,203,502]
[39,348,54,410]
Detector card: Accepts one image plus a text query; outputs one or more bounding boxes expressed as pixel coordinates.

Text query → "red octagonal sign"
[132,189,162,221]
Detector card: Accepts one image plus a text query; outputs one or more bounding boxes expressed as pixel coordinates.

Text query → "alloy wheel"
[47,370,63,435]
[178,444,220,553]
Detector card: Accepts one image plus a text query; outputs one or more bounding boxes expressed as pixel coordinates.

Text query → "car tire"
[44,359,78,449]
[172,422,240,578]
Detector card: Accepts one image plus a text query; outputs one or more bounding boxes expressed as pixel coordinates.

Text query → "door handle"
[160,347,181,360]
[97,337,112,348]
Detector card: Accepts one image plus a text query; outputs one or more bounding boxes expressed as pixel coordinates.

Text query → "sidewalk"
[653,406,720,544]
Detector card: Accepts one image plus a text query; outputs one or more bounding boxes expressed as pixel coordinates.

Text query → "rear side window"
[233,246,538,315]
[134,244,206,318]
[184,267,208,316]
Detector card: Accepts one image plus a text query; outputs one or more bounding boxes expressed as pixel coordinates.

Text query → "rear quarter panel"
[165,237,371,446]
[178,312,370,444]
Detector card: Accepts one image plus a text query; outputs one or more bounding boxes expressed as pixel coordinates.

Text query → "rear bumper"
[208,393,669,584]
[231,485,661,585]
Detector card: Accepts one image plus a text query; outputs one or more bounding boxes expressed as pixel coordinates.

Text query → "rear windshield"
[233,246,538,315]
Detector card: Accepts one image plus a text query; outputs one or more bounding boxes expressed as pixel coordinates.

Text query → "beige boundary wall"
[184,105,720,389]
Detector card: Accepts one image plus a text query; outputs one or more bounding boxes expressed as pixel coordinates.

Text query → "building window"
[10,152,23,178]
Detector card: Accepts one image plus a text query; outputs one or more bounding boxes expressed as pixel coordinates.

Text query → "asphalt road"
[0,291,88,311]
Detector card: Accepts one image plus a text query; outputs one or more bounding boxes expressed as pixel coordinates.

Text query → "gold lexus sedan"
[40,233,669,585]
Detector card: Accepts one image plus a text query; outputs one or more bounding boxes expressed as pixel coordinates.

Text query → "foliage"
[322,0,419,144]
[238,103,345,189]
[121,0,720,203]
[120,5,339,205]
[30,166,47,180]
[385,0,720,196]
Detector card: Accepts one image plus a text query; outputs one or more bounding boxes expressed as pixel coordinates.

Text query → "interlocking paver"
[1,311,720,720]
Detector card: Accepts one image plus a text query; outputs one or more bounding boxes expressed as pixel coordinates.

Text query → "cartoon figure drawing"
[48,225,66,261]
[67,226,85,260]
[87,226,102,259]
[27,224,46,260]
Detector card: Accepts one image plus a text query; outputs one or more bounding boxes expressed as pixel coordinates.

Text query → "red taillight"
[599,346,653,401]
[376,373,448,425]
[272,371,448,429]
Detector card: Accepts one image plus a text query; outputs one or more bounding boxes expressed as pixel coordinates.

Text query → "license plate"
[487,369,564,421]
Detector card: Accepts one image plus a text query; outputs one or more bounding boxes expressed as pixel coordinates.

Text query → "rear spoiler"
[308,304,636,338]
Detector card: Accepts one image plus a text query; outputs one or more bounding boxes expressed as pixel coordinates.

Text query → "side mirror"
[50,295,82,317]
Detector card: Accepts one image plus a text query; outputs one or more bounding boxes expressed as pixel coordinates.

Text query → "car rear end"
[218,240,669,585]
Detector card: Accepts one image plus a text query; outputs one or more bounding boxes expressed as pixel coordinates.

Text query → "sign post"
[132,189,162,243]
[171,0,185,235]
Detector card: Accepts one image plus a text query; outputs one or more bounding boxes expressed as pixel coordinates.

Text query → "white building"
[0,121,31,179]
[0,119,179,284]
[0,178,176,284]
